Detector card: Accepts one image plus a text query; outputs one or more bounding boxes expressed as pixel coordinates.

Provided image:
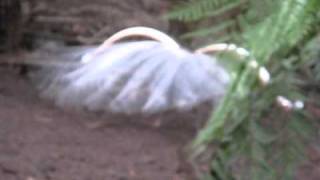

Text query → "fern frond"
[181,20,235,39]
[168,0,320,179]
[192,0,320,179]
[196,0,320,152]
[165,0,243,22]
[244,0,319,64]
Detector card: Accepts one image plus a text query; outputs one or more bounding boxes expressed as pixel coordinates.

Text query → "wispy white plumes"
[37,41,230,114]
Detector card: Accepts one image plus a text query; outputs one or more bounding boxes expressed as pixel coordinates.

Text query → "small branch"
[0,52,78,67]
[34,16,83,24]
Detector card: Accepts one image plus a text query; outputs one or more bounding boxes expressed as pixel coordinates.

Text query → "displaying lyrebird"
[36,27,230,114]
[6,26,291,114]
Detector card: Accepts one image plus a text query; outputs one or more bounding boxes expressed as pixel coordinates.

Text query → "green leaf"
[251,121,277,145]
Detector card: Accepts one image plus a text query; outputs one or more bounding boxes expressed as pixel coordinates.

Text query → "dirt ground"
[0,66,319,180]
[1,0,320,179]
[0,67,214,180]
[0,1,209,179]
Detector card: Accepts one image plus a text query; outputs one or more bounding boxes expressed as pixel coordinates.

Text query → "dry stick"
[34,16,83,24]
[0,53,78,67]
[65,5,119,16]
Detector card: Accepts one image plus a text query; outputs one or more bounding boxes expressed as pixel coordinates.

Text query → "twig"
[0,53,78,67]
[34,16,83,24]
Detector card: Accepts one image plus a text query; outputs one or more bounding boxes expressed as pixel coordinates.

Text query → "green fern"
[166,0,279,41]
[168,0,320,179]
[191,0,319,145]
[165,0,240,22]
[243,0,318,64]
[181,20,235,40]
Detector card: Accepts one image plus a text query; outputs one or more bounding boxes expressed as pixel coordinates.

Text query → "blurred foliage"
[166,0,281,42]
[168,0,320,179]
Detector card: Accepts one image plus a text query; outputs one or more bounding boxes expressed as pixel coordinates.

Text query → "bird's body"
[36,40,229,114]
[1,27,231,114]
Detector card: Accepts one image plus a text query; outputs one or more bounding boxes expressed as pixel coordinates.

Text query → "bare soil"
[0,1,208,179]
[1,0,320,180]
[0,67,213,180]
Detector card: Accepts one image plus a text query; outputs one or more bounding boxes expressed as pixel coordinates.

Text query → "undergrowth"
[167,0,320,179]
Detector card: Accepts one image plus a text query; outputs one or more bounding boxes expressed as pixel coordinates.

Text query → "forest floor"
[0,66,210,180]
[1,0,320,179]
[0,64,319,180]
[0,0,206,179]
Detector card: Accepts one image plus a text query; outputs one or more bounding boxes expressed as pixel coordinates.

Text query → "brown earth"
[0,1,206,179]
[0,64,319,180]
[1,0,320,180]
[0,67,213,180]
